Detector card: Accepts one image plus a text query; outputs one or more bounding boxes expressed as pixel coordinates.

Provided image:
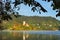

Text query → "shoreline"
[0,30,59,32]
[0,30,60,35]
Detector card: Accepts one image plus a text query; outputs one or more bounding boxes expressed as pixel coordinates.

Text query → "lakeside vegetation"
[2,15,60,30]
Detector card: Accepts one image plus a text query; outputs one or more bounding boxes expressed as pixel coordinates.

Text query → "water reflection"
[0,31,60,40]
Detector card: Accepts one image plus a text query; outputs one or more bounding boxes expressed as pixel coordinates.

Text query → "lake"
[0,30,60,40]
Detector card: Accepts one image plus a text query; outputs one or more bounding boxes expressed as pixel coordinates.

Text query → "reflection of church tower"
[23,31,29,40]
[23,31,25,40]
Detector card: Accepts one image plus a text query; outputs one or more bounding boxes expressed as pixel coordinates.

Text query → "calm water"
[0,30,60,40]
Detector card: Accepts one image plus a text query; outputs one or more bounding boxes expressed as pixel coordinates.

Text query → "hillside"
[2,15,60,30]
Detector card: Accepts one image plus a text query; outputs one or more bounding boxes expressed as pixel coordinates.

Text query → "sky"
[16,0,60,20]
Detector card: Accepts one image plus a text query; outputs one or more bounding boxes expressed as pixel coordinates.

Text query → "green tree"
[58,26,60,30]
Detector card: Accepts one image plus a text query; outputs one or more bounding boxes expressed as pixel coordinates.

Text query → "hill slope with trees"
[2,15,60,30]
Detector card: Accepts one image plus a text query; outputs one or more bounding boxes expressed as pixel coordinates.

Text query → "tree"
[58,26,60,30]
[44,0,60,17]
[0,0,60,30]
